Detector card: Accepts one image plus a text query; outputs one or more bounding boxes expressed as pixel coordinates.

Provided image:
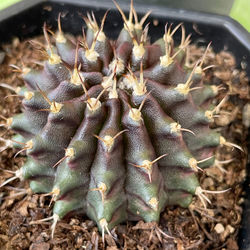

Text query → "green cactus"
[0,0,241,237]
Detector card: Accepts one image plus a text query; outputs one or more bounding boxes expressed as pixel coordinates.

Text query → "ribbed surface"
[9,5,221,232]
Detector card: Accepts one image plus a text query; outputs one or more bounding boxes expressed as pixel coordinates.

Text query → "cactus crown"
[0,0,242,237]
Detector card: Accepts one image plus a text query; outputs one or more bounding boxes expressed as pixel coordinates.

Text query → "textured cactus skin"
[7,4,224,233]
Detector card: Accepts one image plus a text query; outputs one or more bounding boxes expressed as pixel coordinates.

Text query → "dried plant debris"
[0,2,249,249]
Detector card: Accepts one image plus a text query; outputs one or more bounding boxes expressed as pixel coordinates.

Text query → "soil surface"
[0,36,249,250]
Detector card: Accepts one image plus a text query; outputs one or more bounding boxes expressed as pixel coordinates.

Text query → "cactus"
[0,1,242,237]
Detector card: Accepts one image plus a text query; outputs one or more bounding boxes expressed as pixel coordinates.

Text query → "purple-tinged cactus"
[0,0,242,237]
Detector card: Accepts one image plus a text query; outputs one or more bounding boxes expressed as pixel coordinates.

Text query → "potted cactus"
[0,0,249,249]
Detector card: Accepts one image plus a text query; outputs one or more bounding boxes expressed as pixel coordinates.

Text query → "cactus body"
[1,2,233,234]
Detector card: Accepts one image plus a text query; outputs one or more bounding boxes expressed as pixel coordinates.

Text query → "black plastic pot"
[0,0,249,248]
